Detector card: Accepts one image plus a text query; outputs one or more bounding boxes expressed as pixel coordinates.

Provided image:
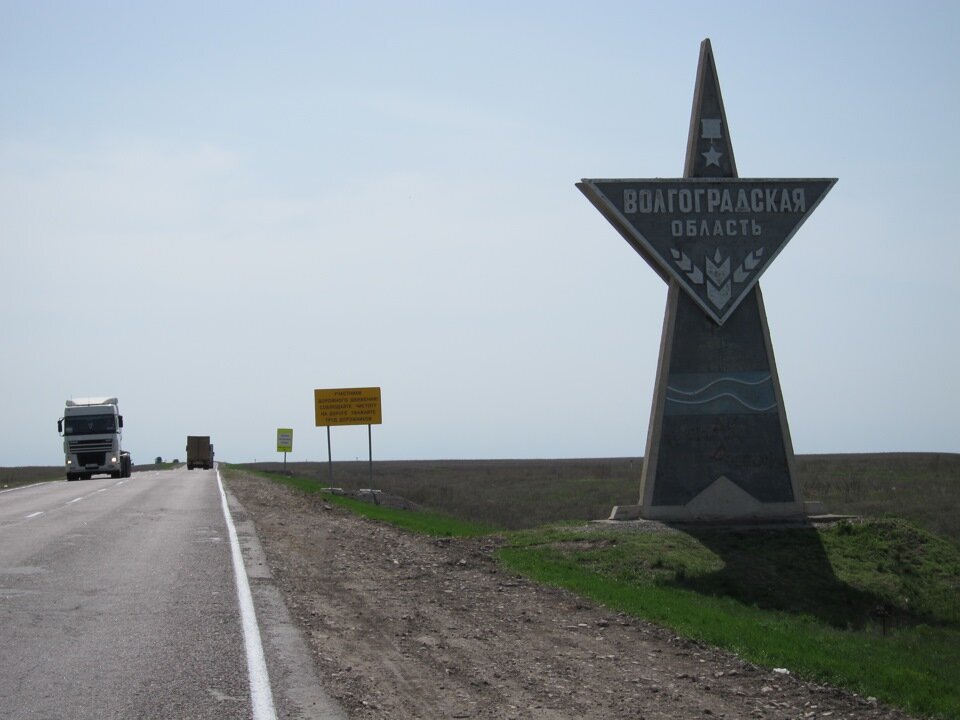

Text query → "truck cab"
[58,397,131,480]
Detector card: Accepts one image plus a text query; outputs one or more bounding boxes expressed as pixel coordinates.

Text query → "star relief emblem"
[702,144,723,167]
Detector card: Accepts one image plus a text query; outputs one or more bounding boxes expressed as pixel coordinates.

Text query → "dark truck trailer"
[186,436,214,470]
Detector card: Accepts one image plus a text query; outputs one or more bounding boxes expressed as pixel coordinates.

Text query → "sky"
[2,1,958,466]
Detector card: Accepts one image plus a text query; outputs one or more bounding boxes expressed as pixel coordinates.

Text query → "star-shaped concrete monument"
[577,39,837,521]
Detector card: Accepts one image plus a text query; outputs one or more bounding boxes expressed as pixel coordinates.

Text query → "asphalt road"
[0,467,345,720]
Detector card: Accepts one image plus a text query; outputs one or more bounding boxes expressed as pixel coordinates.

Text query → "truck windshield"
[64,416,116,435]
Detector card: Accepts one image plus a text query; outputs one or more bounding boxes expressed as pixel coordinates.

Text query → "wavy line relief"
[666,374,772,397]
[665,372,776,416]
[666,392,777,413]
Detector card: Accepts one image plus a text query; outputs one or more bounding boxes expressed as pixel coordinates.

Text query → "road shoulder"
[226,488,348,720]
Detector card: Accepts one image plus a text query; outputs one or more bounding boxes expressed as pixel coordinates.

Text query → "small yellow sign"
[314,387,382,427]
[277,428,293,452]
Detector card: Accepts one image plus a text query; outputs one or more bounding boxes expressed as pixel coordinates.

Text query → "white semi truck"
[57,397,132,481]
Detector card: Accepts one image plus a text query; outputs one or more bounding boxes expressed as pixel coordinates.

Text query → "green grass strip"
[227,466,497,537]
[497,543,960,719]
[323,493,497,537]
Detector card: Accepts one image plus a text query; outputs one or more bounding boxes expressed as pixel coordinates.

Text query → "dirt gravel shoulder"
[225,472,914,720]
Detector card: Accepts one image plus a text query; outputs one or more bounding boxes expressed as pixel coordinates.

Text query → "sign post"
[313,387,382,486]
[276,428,293,472]
[578,39,835,521]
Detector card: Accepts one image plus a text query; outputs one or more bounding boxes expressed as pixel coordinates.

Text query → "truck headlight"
[67,459,73,465]
[111,456,118,463]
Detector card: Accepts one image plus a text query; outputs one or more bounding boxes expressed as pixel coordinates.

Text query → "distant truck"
[186,436,214,470]
[58,397,132,481]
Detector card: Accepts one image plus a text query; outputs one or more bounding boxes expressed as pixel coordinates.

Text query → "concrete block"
[608,505,643,521]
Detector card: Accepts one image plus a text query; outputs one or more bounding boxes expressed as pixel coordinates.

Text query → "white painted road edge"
[217,466,278,720]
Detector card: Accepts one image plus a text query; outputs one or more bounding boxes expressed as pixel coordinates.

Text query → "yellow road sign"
[314,387,382,427]
[276,428,293,452]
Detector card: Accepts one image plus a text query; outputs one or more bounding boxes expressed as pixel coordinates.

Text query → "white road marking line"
[216,466,277,720]
[67,497,84,504]
[26,511,44,519]
[96,488,108,493]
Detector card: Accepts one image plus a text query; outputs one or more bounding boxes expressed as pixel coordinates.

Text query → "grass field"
[0,466,62,488]
[0,463,176,489]
[10,453,956,541]
[233,454,960,718]
[798,453,960,542]
[244,452,960,543]
[497,518,960,719]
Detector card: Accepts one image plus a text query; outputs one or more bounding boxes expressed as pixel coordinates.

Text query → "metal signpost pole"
[326,425,333,486]
[368,424,373,487]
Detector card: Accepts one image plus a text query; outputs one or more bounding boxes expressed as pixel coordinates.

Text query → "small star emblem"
[702,144,723,167]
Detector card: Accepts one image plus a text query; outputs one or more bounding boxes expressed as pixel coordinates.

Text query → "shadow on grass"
[670,523,905,631]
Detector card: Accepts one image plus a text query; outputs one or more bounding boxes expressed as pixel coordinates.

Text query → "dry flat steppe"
[241,453,960,540]
[7,452,956,539]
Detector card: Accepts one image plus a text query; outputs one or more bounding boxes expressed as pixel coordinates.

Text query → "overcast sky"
[2,1,958,466]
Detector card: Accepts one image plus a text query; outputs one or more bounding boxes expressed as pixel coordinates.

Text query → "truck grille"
[68,439,113,453]
[78,451,107,466]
